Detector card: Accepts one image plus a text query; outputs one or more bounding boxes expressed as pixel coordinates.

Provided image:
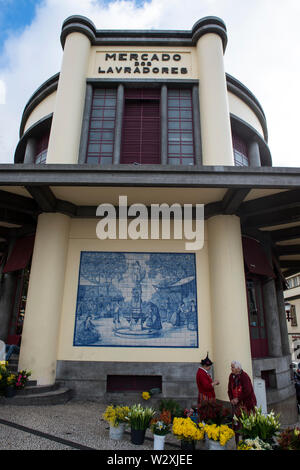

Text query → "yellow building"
[0,15,298,423]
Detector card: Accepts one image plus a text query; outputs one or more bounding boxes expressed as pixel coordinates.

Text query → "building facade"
[0,15,299,423]
[284,275,300,363]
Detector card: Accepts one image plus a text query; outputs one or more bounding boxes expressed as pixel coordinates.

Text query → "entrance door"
[246,278,268,358]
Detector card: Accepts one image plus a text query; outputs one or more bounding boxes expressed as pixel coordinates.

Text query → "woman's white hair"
[231,360,242,370]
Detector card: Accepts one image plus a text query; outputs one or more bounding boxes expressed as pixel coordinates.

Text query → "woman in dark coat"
[228,360,257,446]
[228,360,257,413]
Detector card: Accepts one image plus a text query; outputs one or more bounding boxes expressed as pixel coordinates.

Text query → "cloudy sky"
[0,0,299,167]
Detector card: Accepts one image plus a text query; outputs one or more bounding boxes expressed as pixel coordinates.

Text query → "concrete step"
[0,384,73,406]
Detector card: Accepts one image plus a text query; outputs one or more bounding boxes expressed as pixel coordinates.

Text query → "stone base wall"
[56,360,199,405]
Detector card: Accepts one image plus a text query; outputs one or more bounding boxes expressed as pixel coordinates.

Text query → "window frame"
[79,80,202,166]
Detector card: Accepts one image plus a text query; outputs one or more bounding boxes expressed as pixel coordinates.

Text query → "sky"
[0,0,299,167]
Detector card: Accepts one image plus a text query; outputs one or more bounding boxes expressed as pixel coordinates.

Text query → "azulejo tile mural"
[74,252,198,348]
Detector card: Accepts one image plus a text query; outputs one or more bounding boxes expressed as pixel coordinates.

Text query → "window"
[232,134,249,167]
[246,279,268,358]
[168,89,194,165]
[85,85,197,165]
[291,305,298,327]
[107,375,162,392]
[35,132,49,164]
[86,88,117,164]
[121,88,160,164]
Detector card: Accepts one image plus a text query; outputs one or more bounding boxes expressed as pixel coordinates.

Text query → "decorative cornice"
[60,15,227,51]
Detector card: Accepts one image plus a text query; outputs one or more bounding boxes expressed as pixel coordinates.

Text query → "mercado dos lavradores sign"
[94,50,193,77]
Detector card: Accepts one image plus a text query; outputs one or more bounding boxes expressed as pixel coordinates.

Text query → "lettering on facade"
[96,52,190,75]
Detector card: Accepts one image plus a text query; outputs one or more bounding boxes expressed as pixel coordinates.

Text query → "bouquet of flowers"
[127,404,156,430]
[103,405,130,427]
[204,423,235,446]
[172,417,205,442]
[234,406,280,444]
[197,400,230,425]
[237,437,273,450]
[277,427,300,450]
[150,410,172,436]
[14,370,31,390]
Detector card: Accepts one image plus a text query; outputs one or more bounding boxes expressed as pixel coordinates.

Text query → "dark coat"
[228,370,257,412]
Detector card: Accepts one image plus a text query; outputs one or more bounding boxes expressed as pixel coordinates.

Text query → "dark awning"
[3,235,35,273]
[242,236,275,278]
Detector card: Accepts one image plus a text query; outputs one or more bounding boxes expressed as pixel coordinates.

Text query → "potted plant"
[204,423,235,450]
[127,404,156,445]
[197,400,231,425]
[172,417,205,450]
[234,406,280,447]
[14,369,31,390]
[196,400,234,450]
[158,398,184,421]
[150,410,172,450]
[277,427,300,450]
[4,373,17,397]
[102,405,129,440]
[0,361,17,398]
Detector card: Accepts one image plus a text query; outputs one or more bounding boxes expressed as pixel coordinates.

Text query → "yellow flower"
[172,417,205,441]
[204,424,235,446]
[142,391,151,400]
[102,405,129,427]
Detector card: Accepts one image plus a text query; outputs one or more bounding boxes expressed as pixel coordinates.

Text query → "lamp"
[285,303,292,322]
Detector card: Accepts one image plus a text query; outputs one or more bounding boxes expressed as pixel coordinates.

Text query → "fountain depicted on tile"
[74,252,198,348]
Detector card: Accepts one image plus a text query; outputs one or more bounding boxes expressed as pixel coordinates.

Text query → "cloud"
[0,0,299,166]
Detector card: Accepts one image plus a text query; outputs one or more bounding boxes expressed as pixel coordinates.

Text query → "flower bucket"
[131,428,146,445]
[207,439,226,450]
[109,423,125,440]
[4,386,16,398]
[180,440,195,451]
[153,434,166,450]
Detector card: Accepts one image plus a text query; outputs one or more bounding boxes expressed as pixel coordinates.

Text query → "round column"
[46,19,95,164]
[18,213,70,385]
[207,215,252,401]
[196,33,234,165]
[248,140,261,167]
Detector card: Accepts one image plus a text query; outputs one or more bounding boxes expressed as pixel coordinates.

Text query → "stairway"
[0,355,73,405]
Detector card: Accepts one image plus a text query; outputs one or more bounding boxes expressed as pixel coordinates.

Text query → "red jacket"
[228,370,257,411]
[196,367,216,403]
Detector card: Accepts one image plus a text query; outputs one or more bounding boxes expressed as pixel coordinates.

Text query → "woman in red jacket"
[196,354,219,404]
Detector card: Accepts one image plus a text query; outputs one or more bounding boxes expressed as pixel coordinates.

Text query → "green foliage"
[158,398,184,418]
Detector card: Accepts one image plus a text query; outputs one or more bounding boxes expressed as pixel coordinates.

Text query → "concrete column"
[192,85,202,165]
[78,83,93,164]
[0,239,17,341]
[196,33,234,166]
[24,138,36,164]
[113,84,124,165]
[262,279,283,357]
[18,213,70,385]
[248,140,261,167]
[46,32,91,164]
[207,215,252,401]
[0,272,17,341]
[276,278,290,356]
